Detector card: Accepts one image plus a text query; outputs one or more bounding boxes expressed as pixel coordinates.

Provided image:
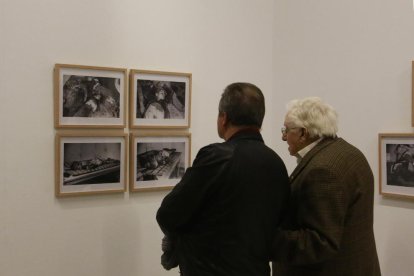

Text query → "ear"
[299,128,308,141]
[219,112,229,127]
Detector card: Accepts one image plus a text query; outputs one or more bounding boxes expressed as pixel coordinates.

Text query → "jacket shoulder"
[311,138,371,173]
[324,138,366,160]
[192,143,234,167]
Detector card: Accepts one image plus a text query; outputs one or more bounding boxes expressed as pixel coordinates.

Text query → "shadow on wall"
[102,207,140,276]
[379,196,414,210]
[380,223,414,276]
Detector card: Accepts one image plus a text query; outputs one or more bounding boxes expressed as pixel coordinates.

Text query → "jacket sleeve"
[156,144,230,235]
[272,166,347,265]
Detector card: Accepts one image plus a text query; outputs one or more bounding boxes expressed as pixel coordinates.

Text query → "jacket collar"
[289,137,338,181]
[227,128,263,143]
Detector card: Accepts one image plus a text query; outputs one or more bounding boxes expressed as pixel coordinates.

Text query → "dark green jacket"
[272,137,381,276]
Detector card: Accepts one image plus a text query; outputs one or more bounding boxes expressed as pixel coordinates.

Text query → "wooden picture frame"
[129,69,191,129]
[412,60,414,126]
[54,64,127,128]
[129,132,191,192]
[55,131,128,197]
[379,133,414,199]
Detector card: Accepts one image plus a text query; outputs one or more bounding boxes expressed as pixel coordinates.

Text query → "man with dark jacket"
[156,82,290,276]
[272,97,381,276]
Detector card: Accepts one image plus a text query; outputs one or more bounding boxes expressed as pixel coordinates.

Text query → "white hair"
[285,97,338,138]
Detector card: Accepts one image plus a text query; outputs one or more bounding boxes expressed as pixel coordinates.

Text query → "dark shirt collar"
[227,127,262,142]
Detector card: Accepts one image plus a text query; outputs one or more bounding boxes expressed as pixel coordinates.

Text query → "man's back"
[273,138,380,276]
[157,130,290,276]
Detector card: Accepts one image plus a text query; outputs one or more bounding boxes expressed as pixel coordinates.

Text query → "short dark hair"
[219,82,265,128]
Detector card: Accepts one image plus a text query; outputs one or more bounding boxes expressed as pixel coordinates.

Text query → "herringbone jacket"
[272,137,381,276]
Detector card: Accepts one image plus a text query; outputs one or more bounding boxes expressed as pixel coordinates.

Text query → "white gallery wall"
[272,1,414,276]
[1,0,414,275]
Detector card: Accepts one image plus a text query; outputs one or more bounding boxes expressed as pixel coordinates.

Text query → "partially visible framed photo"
[379,133,414,199]
[55,132,127,197]
[54,64,127,128]
[130,132,191,192]
[129,69,191,128]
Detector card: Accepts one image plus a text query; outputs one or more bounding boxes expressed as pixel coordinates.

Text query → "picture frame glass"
[57,135,126,196]
[56,65,126,128]
[130,71,191,128]
[131,134,190,191]
[379,135,414,198]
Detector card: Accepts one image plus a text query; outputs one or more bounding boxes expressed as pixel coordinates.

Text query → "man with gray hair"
[272,97,381,275]
[157,82,290,276]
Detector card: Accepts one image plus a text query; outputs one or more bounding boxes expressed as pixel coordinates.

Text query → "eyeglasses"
[281,126,301,135]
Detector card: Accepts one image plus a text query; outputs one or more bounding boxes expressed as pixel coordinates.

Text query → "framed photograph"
[379,133,414,199]
[130,132,191,192]
[54,64,127,128]
[55,132,127,197]
[129,69,191,128]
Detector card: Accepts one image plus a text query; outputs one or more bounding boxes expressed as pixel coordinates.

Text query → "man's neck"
[223,126,260,141]
[295,137,323,162]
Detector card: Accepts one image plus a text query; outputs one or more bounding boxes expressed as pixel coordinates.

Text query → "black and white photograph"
[56,132,127,197]
[385,144,414,187]
[130,132,190,192]
[136,80,185,119]
[54,64,127,128]
[379,133,414,199]
[129,70,191,128]
[63,142,121,185]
